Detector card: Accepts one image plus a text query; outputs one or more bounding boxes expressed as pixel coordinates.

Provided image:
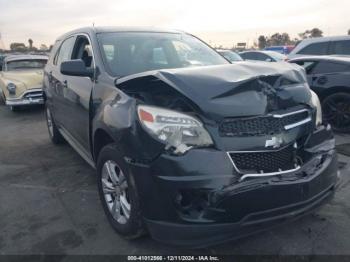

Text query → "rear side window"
[241,52,257,60]
[312,61,350,74]
[54,37,76,66]
[330,40,350,55]
[297,42,329,55]
[255,53,270,61]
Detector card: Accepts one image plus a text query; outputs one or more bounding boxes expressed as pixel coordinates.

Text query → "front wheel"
[322,92,350,133]
[97,145,146,239]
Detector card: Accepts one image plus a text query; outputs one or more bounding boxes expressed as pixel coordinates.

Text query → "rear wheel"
[97,145,145,239]
[322,92,350,133]
[45,105,65,144]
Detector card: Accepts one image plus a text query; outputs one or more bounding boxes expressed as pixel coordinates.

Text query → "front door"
[58,35,95,152]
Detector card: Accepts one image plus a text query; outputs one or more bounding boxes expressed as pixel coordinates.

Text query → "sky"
[0,0,350,49]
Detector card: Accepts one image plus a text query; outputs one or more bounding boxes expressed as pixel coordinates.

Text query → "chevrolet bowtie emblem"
[265,136,283,148]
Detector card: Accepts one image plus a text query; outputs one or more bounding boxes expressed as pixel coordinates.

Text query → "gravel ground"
[0,103,349,256]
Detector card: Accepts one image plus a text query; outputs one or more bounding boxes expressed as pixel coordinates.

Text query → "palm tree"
[28,39,33,50]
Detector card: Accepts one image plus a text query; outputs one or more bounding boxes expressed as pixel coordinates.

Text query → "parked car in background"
[240,50,287,62]
[264,45,295,55]
[289,56,350,132]
[216,49,243,62]
[288,35,350,59]
[44,26,337,247]
[0,54,48,111]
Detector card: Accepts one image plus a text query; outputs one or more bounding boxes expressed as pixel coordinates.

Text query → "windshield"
[6,59,47,71]
[219,51,243,62]
[97,32,228,77]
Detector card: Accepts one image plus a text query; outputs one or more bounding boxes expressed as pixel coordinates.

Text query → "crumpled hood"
[117,62,312,120]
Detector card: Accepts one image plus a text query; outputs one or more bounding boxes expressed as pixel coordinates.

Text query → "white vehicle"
[288,35,350,59]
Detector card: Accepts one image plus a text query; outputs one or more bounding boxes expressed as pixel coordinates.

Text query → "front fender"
[92,93,164,163]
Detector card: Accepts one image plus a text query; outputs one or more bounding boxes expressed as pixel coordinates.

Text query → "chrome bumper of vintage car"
[5,89,44,106]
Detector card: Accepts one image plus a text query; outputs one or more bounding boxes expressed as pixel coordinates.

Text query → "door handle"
[62,80,68,88]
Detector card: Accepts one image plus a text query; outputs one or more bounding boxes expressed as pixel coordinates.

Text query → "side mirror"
[60,59,94,78]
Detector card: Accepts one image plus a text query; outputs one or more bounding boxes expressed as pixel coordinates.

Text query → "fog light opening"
[174,189,210,218]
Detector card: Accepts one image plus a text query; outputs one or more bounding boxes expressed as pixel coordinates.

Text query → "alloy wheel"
[322,93,350,131]
[101,160,131,224]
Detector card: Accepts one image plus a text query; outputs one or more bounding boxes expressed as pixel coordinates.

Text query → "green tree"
[299,28,323,39]
[267,33,292,46]
[10,43,27,52]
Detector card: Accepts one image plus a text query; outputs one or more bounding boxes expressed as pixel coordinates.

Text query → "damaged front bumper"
[128,125,338,247]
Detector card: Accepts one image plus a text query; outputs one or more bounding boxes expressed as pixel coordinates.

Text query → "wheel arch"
[93,128,116,162]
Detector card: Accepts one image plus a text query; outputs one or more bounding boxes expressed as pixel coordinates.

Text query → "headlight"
[310,90,322,126]
[137,105,213,154]
[7,83,17,95]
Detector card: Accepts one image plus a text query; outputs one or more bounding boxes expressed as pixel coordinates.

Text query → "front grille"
[229,145,296,174]
[23,91,44,99]
[219,110,310,137]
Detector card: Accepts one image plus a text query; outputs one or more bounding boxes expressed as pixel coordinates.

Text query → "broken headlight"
[310,90,322,126]
[137,105,213,154]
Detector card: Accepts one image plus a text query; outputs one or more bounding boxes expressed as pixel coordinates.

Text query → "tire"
[97,144,146,239]
[322,92,350,133]
[45,105,65,144]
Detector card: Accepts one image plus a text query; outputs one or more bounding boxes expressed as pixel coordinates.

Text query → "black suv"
[289,56,350,132]
[44,27,338,247]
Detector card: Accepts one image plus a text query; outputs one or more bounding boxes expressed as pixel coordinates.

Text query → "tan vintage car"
[0,54,48,111]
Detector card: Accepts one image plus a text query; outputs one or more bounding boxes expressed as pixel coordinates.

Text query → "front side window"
[97,32,228,77]
[298,42,329,55]
[6,59,47,71]
[56,37,76,66]
[255,53,270,61]
[240,52,257,60]
[72,36,94,68]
